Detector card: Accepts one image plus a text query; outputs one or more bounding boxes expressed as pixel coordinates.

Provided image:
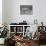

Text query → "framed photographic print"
[20,5,33,15]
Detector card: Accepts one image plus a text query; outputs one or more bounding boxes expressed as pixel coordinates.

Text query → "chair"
[38,26,46,45]
[5,38,15,46]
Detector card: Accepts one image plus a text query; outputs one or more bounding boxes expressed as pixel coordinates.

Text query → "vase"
[0,38,5,44]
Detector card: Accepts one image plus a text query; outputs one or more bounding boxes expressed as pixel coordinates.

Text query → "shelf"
[9,25,31,26]
[9,25,31,36]
[10,32,23,33]
[10,32,15,33]
[16,32,23,33]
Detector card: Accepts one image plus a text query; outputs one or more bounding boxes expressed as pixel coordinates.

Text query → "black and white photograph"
[20,5,33,15]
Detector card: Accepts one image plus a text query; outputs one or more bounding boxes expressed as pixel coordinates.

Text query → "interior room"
[0,0,46,46]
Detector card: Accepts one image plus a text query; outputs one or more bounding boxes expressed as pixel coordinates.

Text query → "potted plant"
[0,23,9,44]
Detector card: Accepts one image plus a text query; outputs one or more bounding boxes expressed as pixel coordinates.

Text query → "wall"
[2,0,46,26]
[7,0,34,25]
[2,0,8,24]
[0,0,2,27]
[33,0,46,26]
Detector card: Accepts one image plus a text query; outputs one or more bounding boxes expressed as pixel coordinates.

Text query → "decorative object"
[34,19,37,24]
[0,38,5,44]
[26,27,32,40]
[0,23,9,38]
[20,5,33,15]
[0,22,9,44]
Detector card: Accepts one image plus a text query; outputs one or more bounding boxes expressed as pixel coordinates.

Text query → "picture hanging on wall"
[20,5,33,15]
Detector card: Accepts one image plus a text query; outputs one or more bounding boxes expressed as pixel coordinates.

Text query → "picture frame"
[20,5,33,15]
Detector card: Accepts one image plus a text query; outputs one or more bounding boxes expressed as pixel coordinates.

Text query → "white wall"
[0,0,2,27]
[7,0,34,24]
[2,0,46,26]
[2,0,8,24]
[33,0,46,26]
